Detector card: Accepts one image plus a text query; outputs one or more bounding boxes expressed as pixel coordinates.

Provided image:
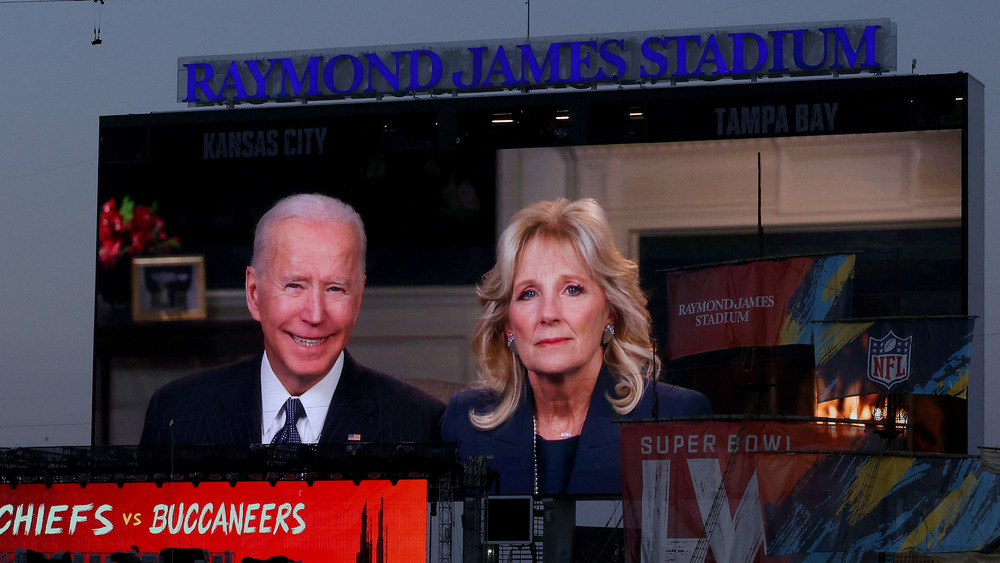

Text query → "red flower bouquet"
[98,196,180,269]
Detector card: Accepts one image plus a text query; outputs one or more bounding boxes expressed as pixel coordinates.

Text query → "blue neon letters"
[182,23,887,104]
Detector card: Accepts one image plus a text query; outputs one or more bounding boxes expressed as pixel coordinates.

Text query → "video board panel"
[97,72,979,492]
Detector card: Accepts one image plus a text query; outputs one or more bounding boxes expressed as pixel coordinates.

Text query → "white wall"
[1,1,998,448]
[501,131,963,253]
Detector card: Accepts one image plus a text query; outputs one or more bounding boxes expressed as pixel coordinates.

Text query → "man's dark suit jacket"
[442,367,711,495]
[140,351,445,446]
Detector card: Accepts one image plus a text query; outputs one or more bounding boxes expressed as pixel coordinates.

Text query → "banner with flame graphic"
[813,317,974,402]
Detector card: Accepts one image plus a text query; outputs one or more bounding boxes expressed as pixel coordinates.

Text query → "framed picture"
[131,256,207,322]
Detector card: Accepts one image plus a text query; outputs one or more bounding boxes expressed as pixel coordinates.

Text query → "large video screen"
[97,72,973,497]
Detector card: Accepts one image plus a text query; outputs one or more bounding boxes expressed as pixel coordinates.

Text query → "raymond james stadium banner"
[620,421,1000,562]
[666,254,855,359]
[813,317,974,402]
[178,19,895,105]
[0,480,425,562]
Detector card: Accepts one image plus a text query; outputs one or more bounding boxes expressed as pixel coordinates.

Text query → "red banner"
[620,420,866,562]
[666,255,854,359]
[0,480,426,562]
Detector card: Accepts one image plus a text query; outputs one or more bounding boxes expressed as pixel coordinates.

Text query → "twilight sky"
[0,0,997,446]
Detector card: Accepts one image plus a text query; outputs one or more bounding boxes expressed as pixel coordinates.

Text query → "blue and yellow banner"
[762,453,1000,559]
[813,317,974,402]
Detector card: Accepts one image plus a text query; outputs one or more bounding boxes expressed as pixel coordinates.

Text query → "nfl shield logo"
[868,331,912,390]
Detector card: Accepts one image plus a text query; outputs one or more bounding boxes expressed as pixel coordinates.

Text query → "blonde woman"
[443,198,710,495]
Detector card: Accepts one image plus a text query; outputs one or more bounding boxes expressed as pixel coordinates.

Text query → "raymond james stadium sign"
[178,19,895,106]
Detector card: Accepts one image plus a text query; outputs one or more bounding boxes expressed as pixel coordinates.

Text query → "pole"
[525,0,530,38]
[757,152,763,257]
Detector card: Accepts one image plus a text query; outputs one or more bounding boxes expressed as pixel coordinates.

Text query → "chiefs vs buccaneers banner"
[666,254,854,359]
[620,420,869,562]
[621,421,1000,562]
[0,479,426,562]
[813,317,974,402]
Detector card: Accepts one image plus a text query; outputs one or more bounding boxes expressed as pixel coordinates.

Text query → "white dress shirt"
[260,351,343,444]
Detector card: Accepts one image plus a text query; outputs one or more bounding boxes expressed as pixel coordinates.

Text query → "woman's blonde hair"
[469,198,659,430]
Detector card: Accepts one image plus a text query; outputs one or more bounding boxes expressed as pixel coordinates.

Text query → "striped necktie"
[271,398,304,444]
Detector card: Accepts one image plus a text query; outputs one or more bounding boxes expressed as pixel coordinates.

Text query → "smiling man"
[140,193,445,446]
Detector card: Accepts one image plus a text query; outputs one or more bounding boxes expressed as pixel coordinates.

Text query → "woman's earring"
[602,323,615,345]
[506,333,518,356]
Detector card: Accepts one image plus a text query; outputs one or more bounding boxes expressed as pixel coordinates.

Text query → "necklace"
[532,415,539,495]
[532,414,581,495]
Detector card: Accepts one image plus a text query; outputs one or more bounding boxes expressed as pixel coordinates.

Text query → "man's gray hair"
[251,193,367,277]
